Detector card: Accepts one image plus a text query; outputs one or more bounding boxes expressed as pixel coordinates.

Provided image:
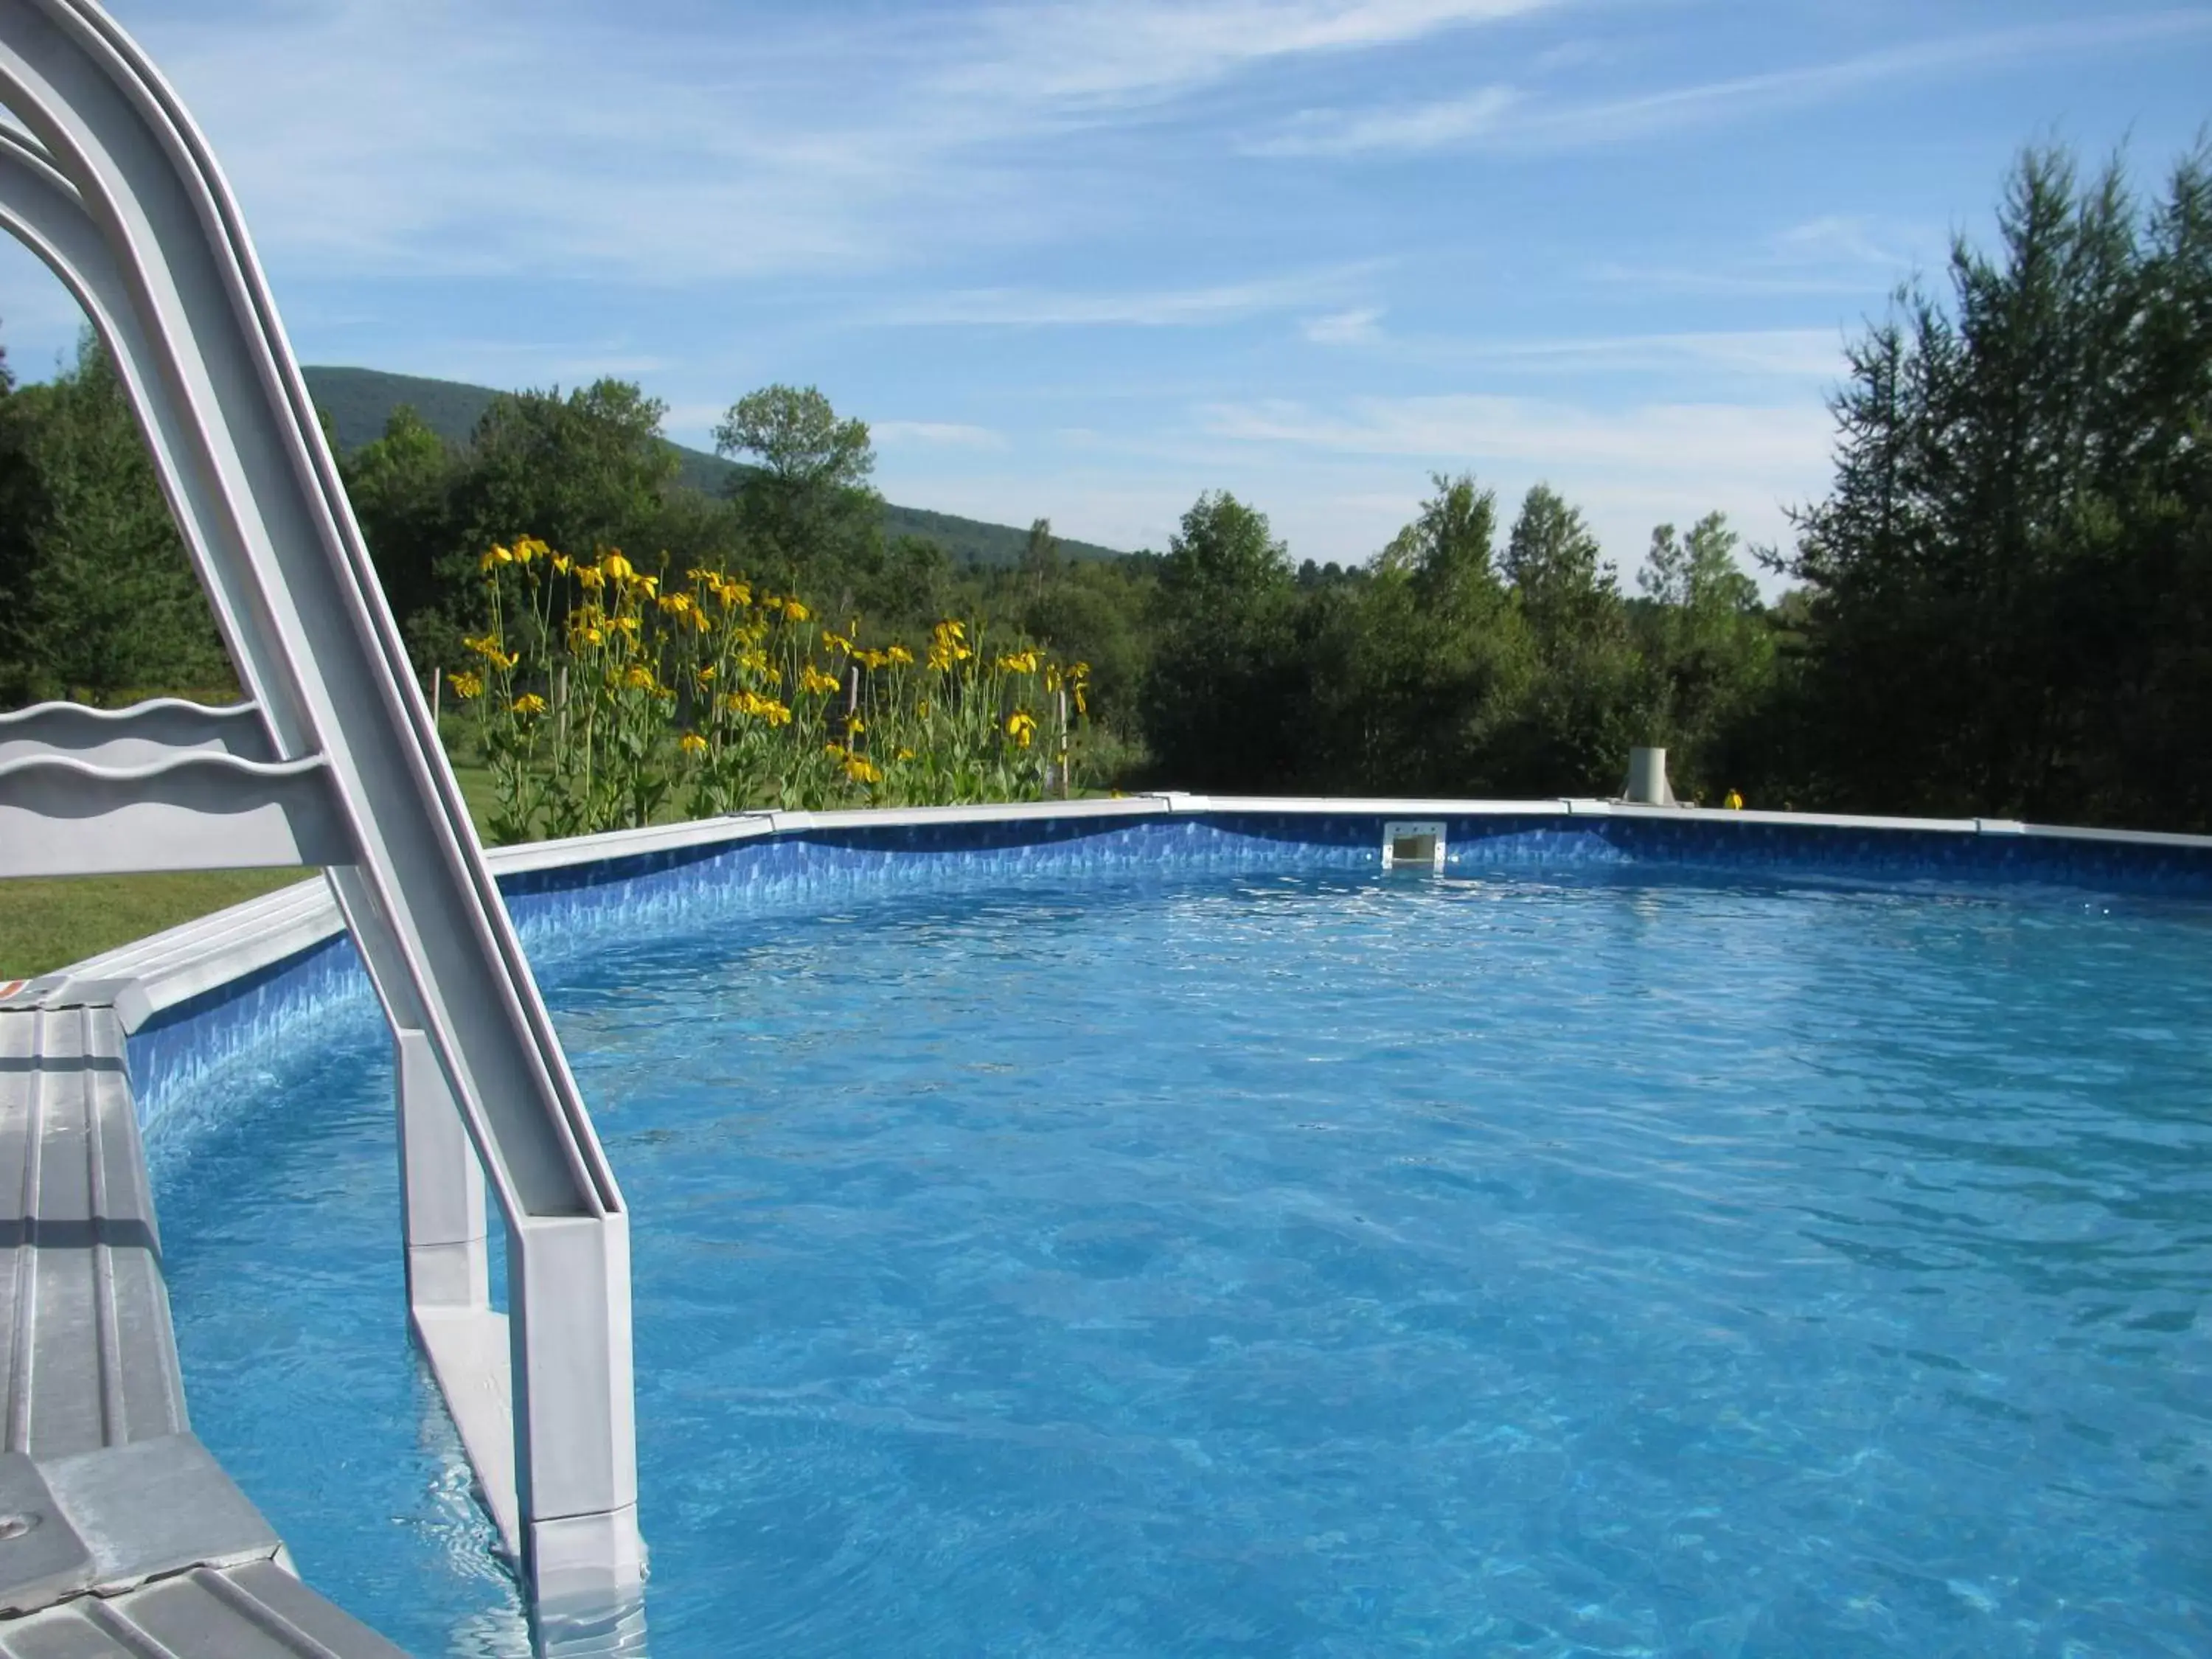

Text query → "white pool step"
[0,1006,403,1656]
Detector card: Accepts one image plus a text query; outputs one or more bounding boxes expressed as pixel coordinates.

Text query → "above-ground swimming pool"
[135,815,2211,1657]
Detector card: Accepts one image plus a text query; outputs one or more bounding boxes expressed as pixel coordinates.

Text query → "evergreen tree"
[1144,491,1301,789]
[1788,140,2212,827]
[0,330,228,703]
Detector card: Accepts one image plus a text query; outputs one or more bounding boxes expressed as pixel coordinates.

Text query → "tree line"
[1,141,2206,829]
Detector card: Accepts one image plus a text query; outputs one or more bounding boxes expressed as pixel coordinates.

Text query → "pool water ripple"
[153,869,2211,1655]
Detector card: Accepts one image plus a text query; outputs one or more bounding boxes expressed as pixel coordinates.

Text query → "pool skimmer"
[1382,820,1447,872]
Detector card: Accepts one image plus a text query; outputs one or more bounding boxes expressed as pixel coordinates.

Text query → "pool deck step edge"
[0,1558,411,1658]
[413,1304,521,1561]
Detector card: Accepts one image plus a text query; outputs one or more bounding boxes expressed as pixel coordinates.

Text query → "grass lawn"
[0,762,501,981]
[0,868,315,981]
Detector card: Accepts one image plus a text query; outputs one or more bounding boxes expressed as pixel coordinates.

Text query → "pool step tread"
[0,1560,409,1658]
[0,1009,186,1457]
[0,1009,404,1655]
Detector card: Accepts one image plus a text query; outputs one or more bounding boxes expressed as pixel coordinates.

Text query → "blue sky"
[2,1,2208,581]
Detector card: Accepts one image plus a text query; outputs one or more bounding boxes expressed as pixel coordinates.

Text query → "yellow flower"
[602,552,635,583]
[845,714,865,734]
[478,544,514,573]
[636,574,661,599]
[622,664,657,692]
[577,564,605,591]
[511,538,540,567]
[658,592,694,617]
[724,691,791,725]
[886,644,914,666]
[511,692,548,716]
[783,598,810,622]
[1006,710,1037,748]
[552,552,573,574]
[611,614,641,636]
[799,664,841,696]
[1074,685,1088,715]
[448,670,484,700]
[857,648,889,671]
[695,664,717,686]
[915,698,931,718]
[894,747,916,762]
[822,630,855,656]
[996,649,1040,675]
[844,754,883,785]
[680,731,709,755]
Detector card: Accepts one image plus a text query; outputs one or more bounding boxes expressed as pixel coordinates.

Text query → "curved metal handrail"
[0,0,643,1624]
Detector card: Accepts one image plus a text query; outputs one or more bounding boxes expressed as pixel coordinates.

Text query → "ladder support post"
[395,1028,488,1312]
[509,1211,644,1611]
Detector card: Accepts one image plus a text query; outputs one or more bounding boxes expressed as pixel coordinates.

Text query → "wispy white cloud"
[1585,212,1931,299]
[1301,306,1388,344]
[104,0,1568,288]
[1769,215,1911,270]
[1470,329,1845,380]
[1199,392,1832,493]
[1581,262,1884,297]
[958,0,1562,111]
[111,0,1039,284]
[1244,10,2212,157]
[1528,11,2212,147]
[873,420,1008,450]
[1249,86,1518,157]
[879,265,1383,328]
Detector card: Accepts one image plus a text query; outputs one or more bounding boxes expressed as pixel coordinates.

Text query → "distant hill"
[302,365,1130,567]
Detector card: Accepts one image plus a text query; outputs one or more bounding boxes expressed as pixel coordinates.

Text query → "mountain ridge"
[302,365,1132,567]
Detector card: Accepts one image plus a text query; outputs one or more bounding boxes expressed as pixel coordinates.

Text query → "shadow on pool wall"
[118,799,2212,1133]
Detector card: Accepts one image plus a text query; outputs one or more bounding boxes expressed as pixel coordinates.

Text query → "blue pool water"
[150,867,2212,1656]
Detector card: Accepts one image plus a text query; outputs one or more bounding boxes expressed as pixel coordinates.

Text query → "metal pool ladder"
[0,0,642,1632]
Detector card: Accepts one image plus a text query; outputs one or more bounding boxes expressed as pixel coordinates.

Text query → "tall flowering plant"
[448,540,1088,841]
